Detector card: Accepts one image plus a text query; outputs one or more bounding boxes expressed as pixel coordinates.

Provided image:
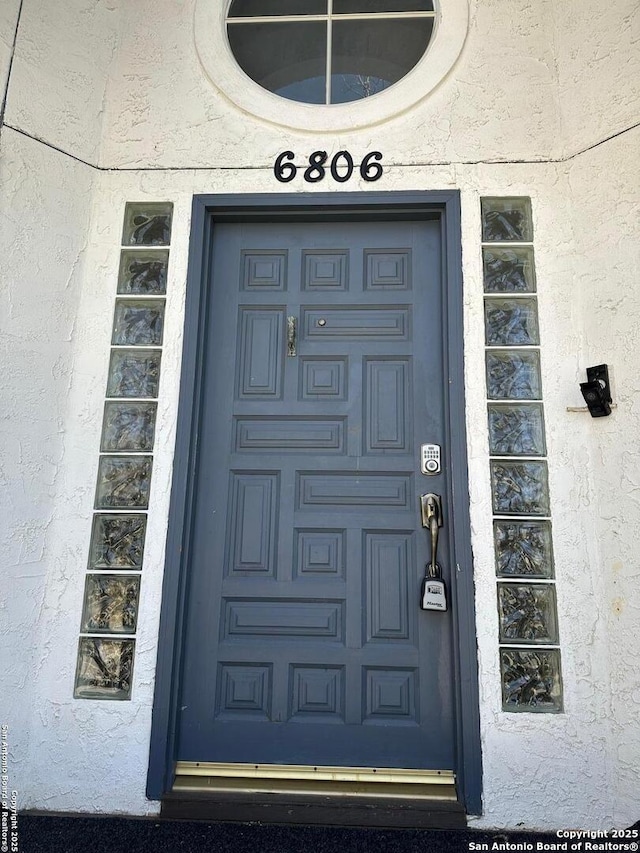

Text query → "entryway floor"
[17,813,559,852]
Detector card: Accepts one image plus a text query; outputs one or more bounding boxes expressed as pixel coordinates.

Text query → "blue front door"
[177,216,456,770]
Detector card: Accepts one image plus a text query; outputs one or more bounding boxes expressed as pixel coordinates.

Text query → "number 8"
[304,151,328,183]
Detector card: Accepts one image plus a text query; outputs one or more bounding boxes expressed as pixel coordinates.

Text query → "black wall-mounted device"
[580,364,612,417]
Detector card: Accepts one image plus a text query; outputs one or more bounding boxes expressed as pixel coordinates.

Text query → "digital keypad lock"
[420,444,441,475]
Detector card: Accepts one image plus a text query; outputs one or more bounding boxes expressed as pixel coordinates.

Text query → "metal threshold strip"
[174,762,457,801]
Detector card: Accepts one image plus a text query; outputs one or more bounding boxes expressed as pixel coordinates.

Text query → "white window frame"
[194,0,469,132]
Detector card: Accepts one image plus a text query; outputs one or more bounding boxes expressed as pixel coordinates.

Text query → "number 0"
[330,151,354,183]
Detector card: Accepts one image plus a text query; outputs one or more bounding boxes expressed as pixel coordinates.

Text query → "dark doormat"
[16,813,559,853]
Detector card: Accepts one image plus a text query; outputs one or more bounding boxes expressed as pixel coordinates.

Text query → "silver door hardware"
[420,443,441,475]
[419,493,447,611]
[287,316,297,357]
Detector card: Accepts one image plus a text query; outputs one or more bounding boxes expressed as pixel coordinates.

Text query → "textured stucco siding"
[0,0,21,107]
[0,131,97,812]
[98,0,562,169]
[566,131,640,827]
[2,0,119,163]
[557,0,640,156]
[1,0,638,830]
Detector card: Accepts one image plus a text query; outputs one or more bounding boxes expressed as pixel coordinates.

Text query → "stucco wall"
[0,0,21,108]
[98,0,561,168]
[565,129,640,826]
[0,0,119,816]
[0,130,97,813]
[557,0,640,156]
[2,0,639,831]
[1,0,119,164]
[461,162,619,830]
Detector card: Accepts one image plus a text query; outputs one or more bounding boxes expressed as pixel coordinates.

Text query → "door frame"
[147,191,483,815]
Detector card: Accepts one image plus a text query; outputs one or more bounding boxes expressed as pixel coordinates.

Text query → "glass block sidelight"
[106,349,162,399]
[112,299,165,347]
[481,197,533,243]
[494,520,554,578]
[88,514,147,570]
[485,297,539,347]
[101,402,157,453]
[80,574,141,634]
[486,349,542,400]
[118,249,169,294]
[95,456,152,509]
[488,403,546,456]
[482,194,561,712]
[77,200,173,701]
[483,247,536,293]
[497,583,558,644]
[500,648,562,712]
[491,460,550,516]
[122,202,173,246]
[74,637,135,700]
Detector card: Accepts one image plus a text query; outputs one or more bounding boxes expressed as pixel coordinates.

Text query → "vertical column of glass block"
[75,202,173,700]
[481,197,562,713]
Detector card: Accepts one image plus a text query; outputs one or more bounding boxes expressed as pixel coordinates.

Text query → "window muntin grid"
[226,0,437,105]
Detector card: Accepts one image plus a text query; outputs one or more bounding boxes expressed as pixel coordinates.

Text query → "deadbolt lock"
[420,443,441,475]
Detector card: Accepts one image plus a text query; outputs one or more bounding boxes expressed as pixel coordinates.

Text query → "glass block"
[112,299,165,347]
[80,574,141,634]
[498,583,558,644]
[488,403,545,456]
[101,402,157,453]
[485,297,539,346]
[481,197,533,243]
[500,648,562,712]
[486,350,542,400]
[483,247,536,293]
[491,460,550,516]
[117,249,169,294]
[494,520,554,578]
[74,637,135,700]
[95,456,152,510]
[122,202,173,246]
[106,349,161,398]
[89,514,147,570]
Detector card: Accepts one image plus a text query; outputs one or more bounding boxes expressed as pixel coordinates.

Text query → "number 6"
[360,151,383,182]
[274,151,297,183]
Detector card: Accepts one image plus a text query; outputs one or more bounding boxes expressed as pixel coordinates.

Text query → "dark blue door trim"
[146,191,483,815]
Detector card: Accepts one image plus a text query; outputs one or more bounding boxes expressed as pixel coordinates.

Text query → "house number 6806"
[274,151,383,184]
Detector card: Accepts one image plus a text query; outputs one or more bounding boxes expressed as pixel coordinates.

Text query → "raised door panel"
[236,309,285,399]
